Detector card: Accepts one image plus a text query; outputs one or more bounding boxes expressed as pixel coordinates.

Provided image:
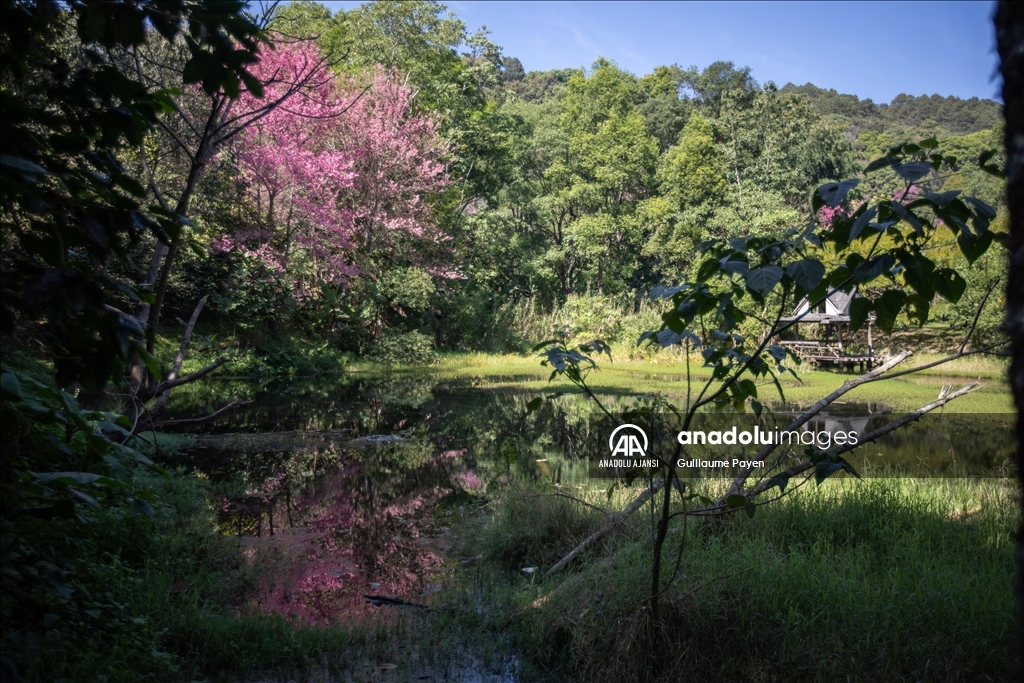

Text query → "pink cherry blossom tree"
[335,65,450,253]
[216,41,449,300]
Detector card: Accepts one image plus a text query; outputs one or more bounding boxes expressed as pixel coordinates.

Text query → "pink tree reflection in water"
[244,443,481,625]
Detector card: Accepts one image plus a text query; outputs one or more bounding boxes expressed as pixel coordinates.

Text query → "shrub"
[366,330,436,366]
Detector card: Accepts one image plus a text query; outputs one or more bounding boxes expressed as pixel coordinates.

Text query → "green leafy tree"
[681,60,757,118]
[718,84,841,207]
[510,68,578,104]
[517,60,658,297]
[644,113,729,275]
[0,1,270,677]
[1,0,265,389]
[780,82,1001,135]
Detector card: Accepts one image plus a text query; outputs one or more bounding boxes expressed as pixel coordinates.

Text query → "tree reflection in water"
[160,373,1013,623]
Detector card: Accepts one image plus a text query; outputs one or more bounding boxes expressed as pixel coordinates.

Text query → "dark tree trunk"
[995,0,1024,668]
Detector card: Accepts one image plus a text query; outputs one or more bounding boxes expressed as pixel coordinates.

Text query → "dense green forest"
[0,1,1013,681]
[174,4,1006,362]
[4,0,1004,369]
[162,4,1005,359]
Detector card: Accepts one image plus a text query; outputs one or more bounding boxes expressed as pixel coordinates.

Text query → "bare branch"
[168,296,207,382]
[842,384,979,448]
[542,492,611,516]
[854,341,1007,385]
[544,479,665,580]
[145,296,210,417]
[959,278,1001,354]
[154,113,199,162]
[720,349,914,501]
[150,399,252,429]
[138,141,172,215]
[153,355,229,395]
[720,382,980,511]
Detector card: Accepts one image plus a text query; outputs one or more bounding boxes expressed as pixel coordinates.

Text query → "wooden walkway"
[778,341,884,372]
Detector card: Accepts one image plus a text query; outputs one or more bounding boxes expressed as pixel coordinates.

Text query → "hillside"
[780,82,1002,134]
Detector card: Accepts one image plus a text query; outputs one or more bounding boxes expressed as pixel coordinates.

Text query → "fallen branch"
[126,293,237,436]
[133,356,231,434]
[718,338,1007,506]
[702,382,981,513]
[530,491,610,516]
[363,595,430,609]
[147,296,211,417]
[150,399,252,429]
[168,295,207,383]
[544,479,665,580]
[152,355,229,395]
[719,349,914,504]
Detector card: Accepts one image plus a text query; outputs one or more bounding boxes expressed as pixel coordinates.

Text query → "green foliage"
[1,465,361,682]
[508,68,579,103]
[644,113,731,274]
[2,2,1011,680]
[210,255,296,339]
[367,330,436,366]
[780,82,1003,135]
[0,367,174,680]
[333,0,478,112]
[638,65,692,151]
[681,60,757,118]
[658,114,729,209]
[0,0,266,389]
[270,0,335,39]
[1,503,178,682]
[497,59,660,299]
[946,246,1008,347]
[719,84,857,207]
[529,138,1006,627]
[1,369,160,518]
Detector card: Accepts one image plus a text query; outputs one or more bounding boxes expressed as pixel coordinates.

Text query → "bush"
[366,330,436,366]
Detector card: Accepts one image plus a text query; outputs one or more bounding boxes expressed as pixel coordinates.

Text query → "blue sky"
[317,1,1000,103]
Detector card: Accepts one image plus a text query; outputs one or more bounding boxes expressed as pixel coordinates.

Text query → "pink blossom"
[458,470,483,490]
[818,203,849,229]
[217,42,450,299]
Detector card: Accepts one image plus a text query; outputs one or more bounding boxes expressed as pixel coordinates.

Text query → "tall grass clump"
[484,482,608,568]
[502,477,1016,683]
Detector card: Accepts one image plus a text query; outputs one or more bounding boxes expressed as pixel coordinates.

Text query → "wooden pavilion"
[777,289,883,372]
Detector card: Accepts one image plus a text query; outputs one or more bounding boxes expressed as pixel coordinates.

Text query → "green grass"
[476,476,1017,683]
[2,324,1014,681]
[430,348,1011,413]
[12,318,1009,414]
[7,465,1014,682]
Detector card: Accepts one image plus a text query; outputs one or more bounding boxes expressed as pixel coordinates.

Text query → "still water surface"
[161,371,1013,624]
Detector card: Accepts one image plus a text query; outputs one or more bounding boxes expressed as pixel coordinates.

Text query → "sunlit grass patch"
[428,344,1011,414]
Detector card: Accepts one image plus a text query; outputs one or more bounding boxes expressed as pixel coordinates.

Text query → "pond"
[159,371,1014,625]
